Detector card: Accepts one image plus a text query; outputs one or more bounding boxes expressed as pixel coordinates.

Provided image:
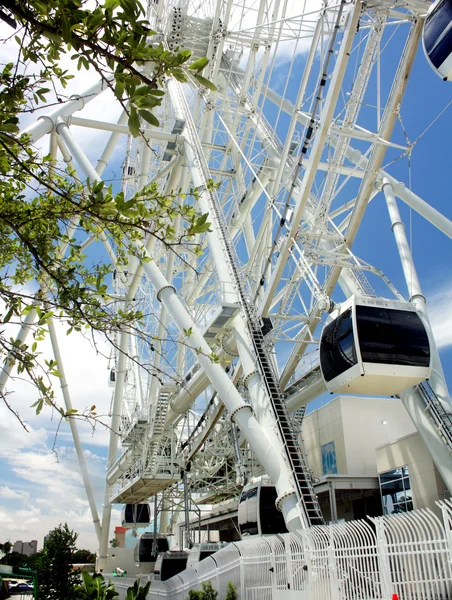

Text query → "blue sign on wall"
[321,441,338,475]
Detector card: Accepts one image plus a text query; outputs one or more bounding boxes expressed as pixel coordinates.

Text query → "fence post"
[240,552,246,600]
[437,499,452,563]
[374,518,393,600]
[285,535,294,591]
[302,528,314,599]
[328,524,340,600]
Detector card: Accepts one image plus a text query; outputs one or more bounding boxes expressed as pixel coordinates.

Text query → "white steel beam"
[135,242,304,532]
[260,1,362,316]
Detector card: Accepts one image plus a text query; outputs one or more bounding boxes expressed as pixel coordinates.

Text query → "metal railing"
[149,502,452,599]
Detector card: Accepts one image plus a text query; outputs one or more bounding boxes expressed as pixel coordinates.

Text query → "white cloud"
[427,284,452,350]
[0,318,115,550]
[0,487,29,500]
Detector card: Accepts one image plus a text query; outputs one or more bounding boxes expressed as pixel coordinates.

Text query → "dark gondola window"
[356,306,430,367]
[239,486,258,536]
[259,486,288,535]
[138,537,169,563]
[320,308,358,382]
[424,0,452,69]
[124,504,150,525]
[161,557,188,581]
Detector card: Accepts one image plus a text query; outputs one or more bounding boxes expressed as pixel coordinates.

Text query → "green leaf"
[189,56,209,71]
[171,68,188,83]
[138,109,159,127]
[194,74,217,91]
[3,308,13,323]
[128,106,141,137]
[115,79,125,98]
[0,123,19,133]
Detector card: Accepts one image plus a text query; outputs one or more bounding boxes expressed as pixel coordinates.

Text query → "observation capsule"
[133,532,169,567]
[186,542,228,570]
[238,477,288,537]
[121,503,151,529]
[319,296,431,396]
[152,551,188,581]
[423,0,452,80]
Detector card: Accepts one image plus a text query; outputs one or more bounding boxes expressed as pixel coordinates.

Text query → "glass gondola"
[121,503,151,529]
[133,533,169,567]
[423,0,452,80]
[186,542,228,570]
[238,477,288,537]
[152,551,188,581]
[319,296,431,396]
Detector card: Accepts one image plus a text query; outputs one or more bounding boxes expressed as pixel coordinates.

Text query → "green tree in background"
[0,0,214,425]
[74,549,96,564]
[35,523,79,600]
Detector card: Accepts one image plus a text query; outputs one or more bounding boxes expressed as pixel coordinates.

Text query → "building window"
[379,466,413,515]
[321,441,338,475]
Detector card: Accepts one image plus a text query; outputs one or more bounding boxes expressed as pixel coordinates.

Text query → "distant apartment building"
[114,526,127,548]
[13,540,38,555]
[43,531,53,547]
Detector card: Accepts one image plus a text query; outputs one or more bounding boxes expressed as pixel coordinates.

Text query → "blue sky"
[1,5,452,552]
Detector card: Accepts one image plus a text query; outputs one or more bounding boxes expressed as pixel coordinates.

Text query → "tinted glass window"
[157,539,169,552]
[259,487,288,535]
[356,306,429,367]
[240,487,258,502]
[139,539,154,563]
[379,466,413,515]
[162,558,187,581]
[320,308,357,382]
[240,520,258,536]
[124,504,150,524]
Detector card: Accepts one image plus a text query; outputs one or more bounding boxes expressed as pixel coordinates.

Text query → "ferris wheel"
[10,0,452,564]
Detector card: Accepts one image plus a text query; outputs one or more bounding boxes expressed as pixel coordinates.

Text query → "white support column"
[260,0,362,315]
[0,307,37,394]
[98,326,129,570]
[47,319,102,543]
[96,111,129,176]
[166,80,236,304]
[135,241,309,532]
[24,78,112,143]
[382,178,451,408]
[52,119,127,567]
[233,316,306,530]
[386,177,452,239]
[382,178,452,492]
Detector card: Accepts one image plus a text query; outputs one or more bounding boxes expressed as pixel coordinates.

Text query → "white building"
[191,395,448,537]
[303,395,448,521]
[12,540,38,555]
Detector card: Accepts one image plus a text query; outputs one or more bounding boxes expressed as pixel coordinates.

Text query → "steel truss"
[5,0,452,566]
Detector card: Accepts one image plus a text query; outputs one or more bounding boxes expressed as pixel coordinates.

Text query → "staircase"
[418,381,452,453]
[174,80,324,526]
[207,183,323,524]
[153,388,172,439]
[244,303,324,526]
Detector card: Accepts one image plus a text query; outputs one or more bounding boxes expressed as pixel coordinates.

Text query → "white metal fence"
[148,501,452,599]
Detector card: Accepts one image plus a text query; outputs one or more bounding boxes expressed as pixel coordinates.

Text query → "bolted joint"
[243,370,259,389]
[230,403,253,423]
[156,284,176,302]
[275,489,296,512]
